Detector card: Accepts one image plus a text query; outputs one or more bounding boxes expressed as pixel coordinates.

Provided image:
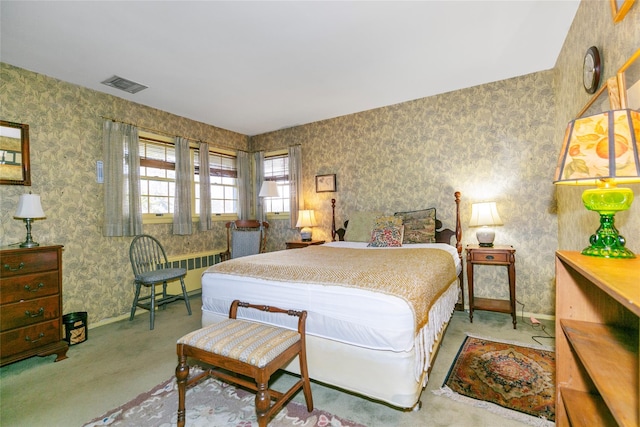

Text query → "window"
[194,150,238,215]
[263,153,290,213]
[139,136,175,215]
[138,133,238,220]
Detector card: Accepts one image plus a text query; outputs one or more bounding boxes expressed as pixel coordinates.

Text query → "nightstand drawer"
[470,251,509,263]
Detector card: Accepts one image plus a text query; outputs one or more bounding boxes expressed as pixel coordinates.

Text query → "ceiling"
[1,1,580,136]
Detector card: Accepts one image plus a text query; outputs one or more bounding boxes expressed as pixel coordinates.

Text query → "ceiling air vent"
[101,75,148,94]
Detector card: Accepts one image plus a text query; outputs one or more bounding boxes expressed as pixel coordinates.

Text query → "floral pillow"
[367,225,404,247]
[394,208,436,244]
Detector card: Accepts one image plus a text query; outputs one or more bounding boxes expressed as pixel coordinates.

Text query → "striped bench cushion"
[177,319,300,368]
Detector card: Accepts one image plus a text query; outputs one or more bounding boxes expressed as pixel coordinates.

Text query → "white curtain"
[102,120,142,237]
[236,151,251,220]
[254,151,265,222]
[198,141,212,231]
[173,136,192,235]
[288,145,303,228]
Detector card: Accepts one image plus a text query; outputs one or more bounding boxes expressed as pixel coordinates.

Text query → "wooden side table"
[466,244,517,329]
[285,240,325,249]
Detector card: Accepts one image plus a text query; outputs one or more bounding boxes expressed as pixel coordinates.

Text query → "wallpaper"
[1,0,638,326]
[0,63,249,324]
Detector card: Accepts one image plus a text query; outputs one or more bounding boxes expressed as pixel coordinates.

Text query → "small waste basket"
[63,312,88,345]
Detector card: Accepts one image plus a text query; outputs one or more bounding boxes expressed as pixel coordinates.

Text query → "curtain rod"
[100,115,248,153]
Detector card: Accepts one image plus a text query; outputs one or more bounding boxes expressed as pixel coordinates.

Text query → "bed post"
[331,198,336,241]
[454,191,464,311]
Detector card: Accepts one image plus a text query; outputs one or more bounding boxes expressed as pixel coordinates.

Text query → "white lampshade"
[14,194,46,219]
[296,210,317,241]
[259,181,280,198]
[469,202,502,247]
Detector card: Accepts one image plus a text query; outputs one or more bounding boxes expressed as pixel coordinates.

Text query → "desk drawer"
[470,251,509,263]
[1,295,60,331]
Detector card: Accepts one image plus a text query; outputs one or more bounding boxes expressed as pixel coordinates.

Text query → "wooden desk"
[466,244,516,328]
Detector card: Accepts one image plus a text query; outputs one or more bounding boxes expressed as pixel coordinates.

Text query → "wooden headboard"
[330,192,464,310]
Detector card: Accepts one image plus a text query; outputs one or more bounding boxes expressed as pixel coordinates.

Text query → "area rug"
[83,368,366,427]
[433,335,555,427]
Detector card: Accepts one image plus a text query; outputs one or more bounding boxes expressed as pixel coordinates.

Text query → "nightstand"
[466,244,516,329]
[285,240,325,249]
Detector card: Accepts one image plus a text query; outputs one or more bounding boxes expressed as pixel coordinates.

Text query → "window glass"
[194,150,238,215]
[263,154,290,213]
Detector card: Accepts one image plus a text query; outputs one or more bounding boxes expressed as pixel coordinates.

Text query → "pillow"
[343,211,383,242]
[367,225,404,247]
[394,208,436,244]
[374,215,403,228]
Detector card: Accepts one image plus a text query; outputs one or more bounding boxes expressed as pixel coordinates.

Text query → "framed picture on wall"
[316,174,336,192]
[610,0,635,23]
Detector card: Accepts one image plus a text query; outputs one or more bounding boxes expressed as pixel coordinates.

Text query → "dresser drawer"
[0,271,59,304]
[0,319,61,357]
[469,250,510,263]
[1,295,60,331]
[1,250,59,278]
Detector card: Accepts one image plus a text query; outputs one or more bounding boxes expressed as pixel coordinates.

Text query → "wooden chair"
[219,220,269,262]
[129,234,192,330]
[175,300,313,427]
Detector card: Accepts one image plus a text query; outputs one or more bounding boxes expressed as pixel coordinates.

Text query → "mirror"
[617,48,640,110]
[0,120,31,186]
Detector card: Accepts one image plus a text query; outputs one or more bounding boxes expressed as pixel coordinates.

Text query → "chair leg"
[255,376,271,427]
[180,277,192,315]
[130,282,142,321]
[299,348,314,411]
[175,351,189,427]
[161,281,168,310]
[150,284,156,330]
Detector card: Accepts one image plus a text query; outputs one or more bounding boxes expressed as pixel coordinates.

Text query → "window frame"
[262,150,290,219]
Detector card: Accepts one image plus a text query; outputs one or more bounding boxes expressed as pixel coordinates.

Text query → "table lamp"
[258,181,280,222]
[469,202,503,247]
[14,193,46,248]
[554,109,640,259]
[296,210,317,241]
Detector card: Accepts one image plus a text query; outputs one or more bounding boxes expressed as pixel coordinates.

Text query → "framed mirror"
[617,48,640,110]
[0,120,31,185]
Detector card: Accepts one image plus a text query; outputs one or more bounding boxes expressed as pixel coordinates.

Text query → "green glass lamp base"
[581,187,636,259]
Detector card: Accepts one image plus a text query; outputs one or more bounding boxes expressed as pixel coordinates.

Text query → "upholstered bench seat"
[177,319,300,368]
[175,300,313,427]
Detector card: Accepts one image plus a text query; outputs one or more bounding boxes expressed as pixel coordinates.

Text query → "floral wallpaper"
[1,0,638,325]
[0,63,249,324]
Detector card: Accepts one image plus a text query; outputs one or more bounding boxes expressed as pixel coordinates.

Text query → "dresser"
[1,245,68,366]
[555,251,639,427]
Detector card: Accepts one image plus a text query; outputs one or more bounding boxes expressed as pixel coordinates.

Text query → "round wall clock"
[583,46,601,94]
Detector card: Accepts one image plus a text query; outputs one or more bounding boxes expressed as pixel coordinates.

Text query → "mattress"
[200,242,461,352]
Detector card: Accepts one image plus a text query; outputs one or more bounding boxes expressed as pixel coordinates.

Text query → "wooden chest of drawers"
[0,245,68,366]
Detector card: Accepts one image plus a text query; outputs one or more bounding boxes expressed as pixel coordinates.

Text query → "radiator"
[165,249,223,294]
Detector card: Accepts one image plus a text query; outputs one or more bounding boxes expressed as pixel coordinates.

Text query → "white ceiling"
[1,1,580,136]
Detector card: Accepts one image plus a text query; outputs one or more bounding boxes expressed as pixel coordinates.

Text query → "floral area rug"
[433,335,555,427]
[83,368,366,427]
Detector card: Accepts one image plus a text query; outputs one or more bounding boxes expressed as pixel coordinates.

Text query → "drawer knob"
[25,307,45,318]
[25,332,45,344]
[3,262,25,272]
[24,283,45,292]
[486,255,494,260]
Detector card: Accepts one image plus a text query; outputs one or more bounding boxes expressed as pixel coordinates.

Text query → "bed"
[200,192,463,410]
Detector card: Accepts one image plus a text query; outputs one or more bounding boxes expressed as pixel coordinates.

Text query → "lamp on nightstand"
[469,202,503,247]
[14,193,46,248]
[296,210,317,242]
[258,181,280,223]
[554,109,640,258]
